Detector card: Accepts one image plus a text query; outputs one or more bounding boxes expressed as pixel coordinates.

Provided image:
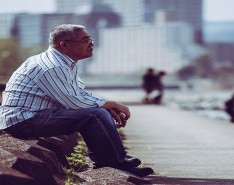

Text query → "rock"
[0,164,35,185]
[0,148,57,185]
[0,132,79,185]
[78,167,152,185]
[0,134,65,176]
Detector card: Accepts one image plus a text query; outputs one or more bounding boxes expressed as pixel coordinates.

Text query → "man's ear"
[60,41,67,49]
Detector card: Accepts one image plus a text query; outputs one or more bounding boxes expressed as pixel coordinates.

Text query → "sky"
[0,0,234,22]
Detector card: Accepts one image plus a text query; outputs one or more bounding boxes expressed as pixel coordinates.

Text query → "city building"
[55,0,145,26]
[14,13,81,47]
[0,14,16,38]
[101,0,145,26]
[203,22,234,66]
[0,0,206,75]
[144,0,203,44]
[55,0,91,13]
[88,22,206,75]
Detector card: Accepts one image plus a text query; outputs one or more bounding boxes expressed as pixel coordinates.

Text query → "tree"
[0,38,46,76]
[0,38,22,76]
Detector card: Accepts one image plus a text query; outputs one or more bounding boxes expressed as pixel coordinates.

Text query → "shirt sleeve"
[36,66,106,109]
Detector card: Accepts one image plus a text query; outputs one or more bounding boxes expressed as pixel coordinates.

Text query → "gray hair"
[49,24,86,48]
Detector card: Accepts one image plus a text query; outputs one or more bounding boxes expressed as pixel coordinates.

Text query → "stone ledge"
[0,132,79,185]
[78,167,154,185]
[0,131,156,184]
[0,164,35,185]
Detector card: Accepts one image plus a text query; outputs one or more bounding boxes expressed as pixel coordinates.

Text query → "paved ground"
[122,105,234,184]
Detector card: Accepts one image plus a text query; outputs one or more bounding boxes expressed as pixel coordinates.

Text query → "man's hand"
[100,101,131,120]
[118,112,127,128]
[108,109,128,129]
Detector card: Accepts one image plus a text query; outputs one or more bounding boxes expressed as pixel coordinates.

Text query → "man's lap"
[4,107,111,138]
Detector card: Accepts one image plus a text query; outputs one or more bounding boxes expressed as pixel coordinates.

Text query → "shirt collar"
[48,47,77,69]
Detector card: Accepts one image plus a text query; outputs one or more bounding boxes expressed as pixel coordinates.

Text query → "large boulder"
[0,132,79,185]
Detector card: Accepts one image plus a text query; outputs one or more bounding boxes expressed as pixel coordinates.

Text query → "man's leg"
[4,108,154,177]
[4,108,126,164]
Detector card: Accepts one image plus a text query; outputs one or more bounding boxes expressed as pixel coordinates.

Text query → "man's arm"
[36,67,106,109]
[100,101,130,128]
[100,101,130,119]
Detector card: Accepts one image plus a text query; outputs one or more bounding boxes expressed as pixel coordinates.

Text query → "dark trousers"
[4,108,126,164]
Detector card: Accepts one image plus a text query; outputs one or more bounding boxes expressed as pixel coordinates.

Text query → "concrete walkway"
[122,105,234,184]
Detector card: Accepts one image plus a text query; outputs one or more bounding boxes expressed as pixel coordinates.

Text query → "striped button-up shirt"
[0,47,106,129]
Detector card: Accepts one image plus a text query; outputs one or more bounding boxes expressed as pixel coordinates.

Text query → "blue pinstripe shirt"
[0,47,106,129]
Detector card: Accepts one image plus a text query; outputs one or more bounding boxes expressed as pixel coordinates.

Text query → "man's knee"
[91,108,111,119]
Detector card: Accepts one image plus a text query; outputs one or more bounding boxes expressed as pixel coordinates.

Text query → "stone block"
[0,132,79,185]
[57,132,79,150]
[0,134,65,176]
[0,164,35,185]
[0,148,57,185]
[79,167,151,185]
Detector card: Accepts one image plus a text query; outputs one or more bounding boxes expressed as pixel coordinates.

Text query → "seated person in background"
[152,71,166,105]
[142,68,157,103]
[142,68,166,105]
[0,24,154,177]
[225,94,234,123]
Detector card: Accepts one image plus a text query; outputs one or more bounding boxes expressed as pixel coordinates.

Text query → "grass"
[64,134,90,185]
[63,129,147,184]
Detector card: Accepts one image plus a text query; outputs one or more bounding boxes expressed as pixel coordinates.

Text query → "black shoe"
[125,157,141,167]
[94,161,154,177]
[93,158,141,169]
[114,162,154,177]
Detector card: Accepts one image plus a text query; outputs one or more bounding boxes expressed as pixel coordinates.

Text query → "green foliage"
[0,38,21,75]
[64,136,89,184]
[20,44,46,61]
[0,38,46,76]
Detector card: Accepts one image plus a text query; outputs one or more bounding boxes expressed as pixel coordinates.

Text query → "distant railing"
[86,85,180,90]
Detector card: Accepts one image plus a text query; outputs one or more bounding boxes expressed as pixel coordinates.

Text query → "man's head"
[49,24,94,61]
[146,68,155,75]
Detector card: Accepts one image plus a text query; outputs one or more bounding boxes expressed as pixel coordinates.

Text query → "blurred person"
[142,68,166,104]
[225,94,234,123]
[0,24,154,177]
[152,71,167,105]
[142,68,157,103]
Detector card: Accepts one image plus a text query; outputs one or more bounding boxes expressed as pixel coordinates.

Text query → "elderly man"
[0,24,154,177]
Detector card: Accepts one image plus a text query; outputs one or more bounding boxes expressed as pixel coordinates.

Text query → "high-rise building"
[15,13,84,47]
[144,0,203,44]
[55,0,203,43]
[55,0,109,13]
[101,0,145,26]
[56,0,86,12]
[0,14,16,38]
[55,0,145,27]
[88,22,206,74]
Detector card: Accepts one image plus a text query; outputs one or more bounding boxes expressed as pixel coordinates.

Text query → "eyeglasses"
[63,38,94,45]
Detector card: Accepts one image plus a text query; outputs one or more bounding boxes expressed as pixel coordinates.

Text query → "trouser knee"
[91,108,114,126]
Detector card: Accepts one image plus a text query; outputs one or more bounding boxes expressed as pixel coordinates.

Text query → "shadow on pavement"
[143,176,234,185]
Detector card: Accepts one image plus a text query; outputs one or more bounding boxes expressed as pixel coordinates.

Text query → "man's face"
[64,29,94,61]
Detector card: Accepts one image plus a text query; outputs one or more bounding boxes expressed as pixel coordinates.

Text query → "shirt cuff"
[96,98,106,107]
